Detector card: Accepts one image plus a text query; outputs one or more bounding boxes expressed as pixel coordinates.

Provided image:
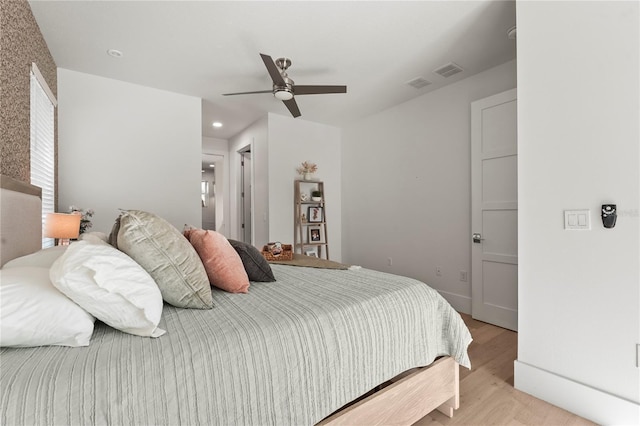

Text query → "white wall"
[57,69,202,232]
[341,60,516,312]
[515,2,639,424]
[268,113,342,261]
[228,117,268,247]
[203,137,228,153]
[203,137,229,236]
[227,114,341,256]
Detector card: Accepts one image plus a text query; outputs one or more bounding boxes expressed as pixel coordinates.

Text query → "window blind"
[30,65,56,248]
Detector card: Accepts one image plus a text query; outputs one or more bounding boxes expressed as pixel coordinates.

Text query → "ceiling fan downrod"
[275,57,291,72]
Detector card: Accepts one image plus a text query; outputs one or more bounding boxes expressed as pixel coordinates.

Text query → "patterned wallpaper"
[0,0,57,184]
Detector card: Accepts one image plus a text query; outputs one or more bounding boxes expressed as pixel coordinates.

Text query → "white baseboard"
[514,360,640,425]
[437,290,471,315]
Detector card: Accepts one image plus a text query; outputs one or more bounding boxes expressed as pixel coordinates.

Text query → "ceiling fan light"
[274,90,293,101]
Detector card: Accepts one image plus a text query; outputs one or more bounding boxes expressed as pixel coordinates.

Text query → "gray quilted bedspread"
[0,265,471,425]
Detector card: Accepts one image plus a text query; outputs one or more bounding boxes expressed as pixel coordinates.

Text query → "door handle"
[472,233,484,243]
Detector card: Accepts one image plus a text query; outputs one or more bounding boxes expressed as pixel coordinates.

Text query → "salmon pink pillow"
[186,229,250,293]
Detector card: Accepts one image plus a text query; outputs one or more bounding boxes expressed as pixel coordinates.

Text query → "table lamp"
[44,213,81,245]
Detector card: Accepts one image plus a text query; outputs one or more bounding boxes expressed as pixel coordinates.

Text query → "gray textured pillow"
[111,210,213,309]
[228,239,276,282]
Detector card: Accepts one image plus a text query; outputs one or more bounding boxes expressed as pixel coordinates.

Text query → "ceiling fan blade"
[283,98,301,118]
[222,90,273,96]
[260,53,286,86]
[293,85,347,95]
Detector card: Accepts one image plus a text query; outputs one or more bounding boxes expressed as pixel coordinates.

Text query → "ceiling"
[29,1,516,140]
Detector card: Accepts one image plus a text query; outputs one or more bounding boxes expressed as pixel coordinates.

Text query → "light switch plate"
[564,210,591,230]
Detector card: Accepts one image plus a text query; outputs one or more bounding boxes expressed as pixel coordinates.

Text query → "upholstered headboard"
[0,175,42,267]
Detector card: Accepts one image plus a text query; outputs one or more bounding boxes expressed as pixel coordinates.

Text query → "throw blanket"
[0,265,471,425]
[269,253,351,269]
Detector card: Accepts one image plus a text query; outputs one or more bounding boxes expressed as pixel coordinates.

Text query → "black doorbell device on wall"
[601,204,617,228]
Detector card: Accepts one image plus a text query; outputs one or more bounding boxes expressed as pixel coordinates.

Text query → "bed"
[0,175,472,425]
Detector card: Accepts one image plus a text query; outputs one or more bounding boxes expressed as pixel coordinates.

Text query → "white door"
[240,150,252,244]
[471,88,518,331]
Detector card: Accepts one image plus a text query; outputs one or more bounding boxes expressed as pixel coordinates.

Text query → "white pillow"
[50,241,166,338]
[3,245,67,269]
[0,267,95,347]
[79,231,109,244]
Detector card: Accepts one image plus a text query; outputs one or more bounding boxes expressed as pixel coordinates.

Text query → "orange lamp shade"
[44,213,81,240]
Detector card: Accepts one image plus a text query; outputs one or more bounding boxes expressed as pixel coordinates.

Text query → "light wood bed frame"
[320,357,459,425]
[0,174,462,425]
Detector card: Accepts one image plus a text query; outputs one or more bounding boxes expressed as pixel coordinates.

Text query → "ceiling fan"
[222,53,347,118]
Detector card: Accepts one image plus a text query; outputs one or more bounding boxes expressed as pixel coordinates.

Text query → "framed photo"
[304,248,318,257]
[308,226,322,243]
[307,206,323,223]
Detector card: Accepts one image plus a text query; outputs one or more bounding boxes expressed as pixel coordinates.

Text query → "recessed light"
[107,49,123,58]
[212,122,223,128]
[209,164,215,168]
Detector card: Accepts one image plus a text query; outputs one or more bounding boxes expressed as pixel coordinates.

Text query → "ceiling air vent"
[433,62,463,78]
[406,77,432,89]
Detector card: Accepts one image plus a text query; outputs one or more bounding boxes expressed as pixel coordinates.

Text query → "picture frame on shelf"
[308,227,322,243]
[307,206,323,223]
[304,248,318,257]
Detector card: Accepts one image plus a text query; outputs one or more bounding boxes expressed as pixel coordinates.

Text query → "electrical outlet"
[387,257,393,266]
[436,267,442,277]
[460,270,468,282]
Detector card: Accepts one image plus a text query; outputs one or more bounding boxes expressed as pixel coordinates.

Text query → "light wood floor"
[414,314,596,426]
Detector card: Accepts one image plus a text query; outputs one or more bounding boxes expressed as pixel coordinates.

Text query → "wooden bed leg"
[435,361,459,418]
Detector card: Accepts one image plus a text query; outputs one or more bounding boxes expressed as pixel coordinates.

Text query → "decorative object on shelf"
[301,213,307,223]
[261,242,293,261]
[311,190,322,202]
[44,213,81,245]
[68,206,94,234]
[304,248,318,257]
[308,227,322,243]
[296,161,317,180]
[308,206,323,223]
[300,193,309,202]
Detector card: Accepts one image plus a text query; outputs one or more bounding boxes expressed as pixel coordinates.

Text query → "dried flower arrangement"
[296,161,318,175]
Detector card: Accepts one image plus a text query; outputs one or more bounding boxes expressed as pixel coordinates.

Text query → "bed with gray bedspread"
[0,264,471,425]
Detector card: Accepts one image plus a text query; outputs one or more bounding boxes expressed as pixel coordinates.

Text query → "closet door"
[471,88,518,331]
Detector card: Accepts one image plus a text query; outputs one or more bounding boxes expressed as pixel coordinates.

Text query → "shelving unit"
[294,180,329,260]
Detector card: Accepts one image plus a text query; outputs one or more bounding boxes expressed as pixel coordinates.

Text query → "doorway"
[470,88,518,331]
[202,153,225,232]
[238,147,252,244]
[200,153,229,236]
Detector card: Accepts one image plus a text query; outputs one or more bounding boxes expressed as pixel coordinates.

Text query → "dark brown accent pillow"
[108,216,121,248]
[228,239,276,282]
